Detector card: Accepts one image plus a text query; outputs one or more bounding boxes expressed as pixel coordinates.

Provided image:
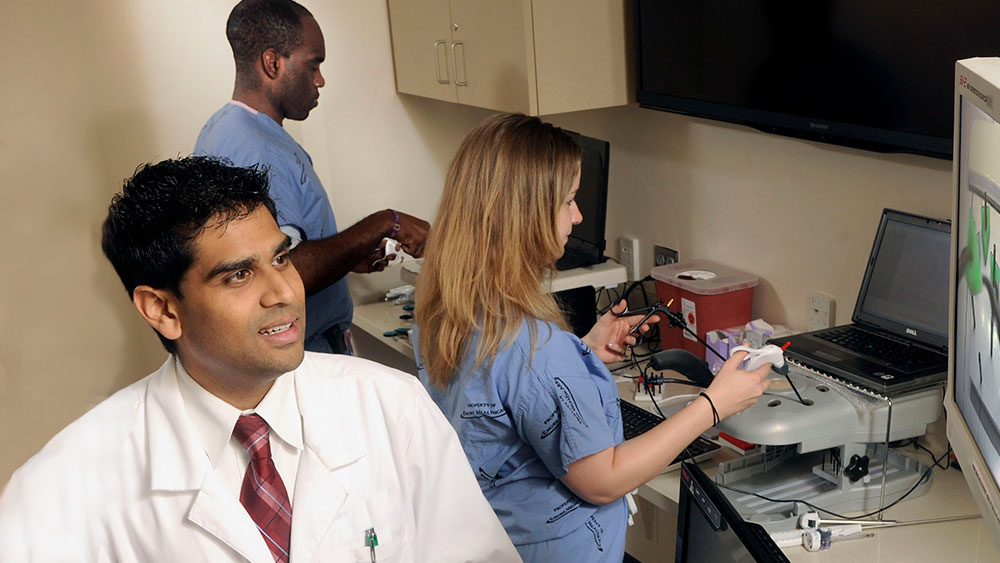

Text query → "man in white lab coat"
[0,157,520,562]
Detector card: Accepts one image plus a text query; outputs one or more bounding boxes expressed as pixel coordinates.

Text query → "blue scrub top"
[415,319,627,562]
[195,102,353,342]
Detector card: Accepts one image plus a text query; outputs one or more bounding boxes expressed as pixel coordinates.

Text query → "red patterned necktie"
[233,414,293,562]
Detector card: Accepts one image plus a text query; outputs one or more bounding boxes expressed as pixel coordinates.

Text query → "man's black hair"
[102,156,277,353]
[227,0,313,84]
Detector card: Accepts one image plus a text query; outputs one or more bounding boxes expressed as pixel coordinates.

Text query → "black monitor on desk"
[554,130,611,336]
[676,462,789,562]
[556,130,609,271]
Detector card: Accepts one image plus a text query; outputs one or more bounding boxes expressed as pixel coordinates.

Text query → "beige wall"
[0,0,951,486]
[0,0,488,484]
[547,106,952,329]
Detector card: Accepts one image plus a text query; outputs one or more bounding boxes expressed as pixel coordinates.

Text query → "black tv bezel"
[633,2,953,161]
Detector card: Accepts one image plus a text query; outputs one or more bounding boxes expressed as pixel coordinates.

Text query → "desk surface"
[353,259,627,361]
[352,304,1000,561]
[352,300,415,359]
[618,380,1000,561]
[400,259,627,295]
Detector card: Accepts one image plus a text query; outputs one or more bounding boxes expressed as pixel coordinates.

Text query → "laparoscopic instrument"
[615,299,806,404]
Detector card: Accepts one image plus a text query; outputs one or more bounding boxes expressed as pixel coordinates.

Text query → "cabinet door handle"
[433,40,449,84]
[450,41,467,86]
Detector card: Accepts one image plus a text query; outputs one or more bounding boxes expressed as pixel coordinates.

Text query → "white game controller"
[375,237,404,268]
[729,344,786,372]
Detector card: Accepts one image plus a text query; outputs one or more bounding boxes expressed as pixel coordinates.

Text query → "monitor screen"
[947,57,1000,551]
[635,1,1000,159]
[675,462,788,562]
[556,130,609,271]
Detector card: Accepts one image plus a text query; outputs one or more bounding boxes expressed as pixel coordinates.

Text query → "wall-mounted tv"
[635,1,1000,160]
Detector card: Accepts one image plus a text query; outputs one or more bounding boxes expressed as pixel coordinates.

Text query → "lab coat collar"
[290,353,368,561]
[144,359,280,561]
[145,354,369,561]
[253,369,304,452]
[174,356,304,479]
[293,353,366,471]
[147,356,212,492]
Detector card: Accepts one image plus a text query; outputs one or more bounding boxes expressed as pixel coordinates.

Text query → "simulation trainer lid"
[650,260,759,295]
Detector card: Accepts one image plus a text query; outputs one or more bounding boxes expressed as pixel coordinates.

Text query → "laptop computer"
[772,209,951,396]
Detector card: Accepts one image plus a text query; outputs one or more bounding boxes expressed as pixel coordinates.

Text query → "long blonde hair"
[417,113,582,388]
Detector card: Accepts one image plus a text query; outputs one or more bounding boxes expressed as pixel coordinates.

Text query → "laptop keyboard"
[814,326,944,373]
[619,400,721,471]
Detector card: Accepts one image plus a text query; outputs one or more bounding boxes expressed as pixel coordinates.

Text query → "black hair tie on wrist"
[699,391,720,426]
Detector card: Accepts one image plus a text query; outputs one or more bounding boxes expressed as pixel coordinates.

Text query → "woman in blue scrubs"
[414,113,772,562]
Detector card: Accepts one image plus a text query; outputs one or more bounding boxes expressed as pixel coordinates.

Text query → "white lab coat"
[0,352,520,562]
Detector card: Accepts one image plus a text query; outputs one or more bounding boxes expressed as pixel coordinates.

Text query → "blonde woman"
[414,113,771,562]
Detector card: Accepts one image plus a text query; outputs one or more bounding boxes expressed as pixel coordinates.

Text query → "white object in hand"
[729,344,785,371]
[382,237,404,266]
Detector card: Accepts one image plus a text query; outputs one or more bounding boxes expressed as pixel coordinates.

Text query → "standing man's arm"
[291,209,428,296]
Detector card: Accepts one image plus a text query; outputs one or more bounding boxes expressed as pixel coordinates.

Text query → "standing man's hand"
[390,210,430,257]
[352,239,390,273]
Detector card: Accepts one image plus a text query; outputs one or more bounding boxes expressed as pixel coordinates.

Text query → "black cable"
[663,309,728,363]
[610,364,642,376]
[639,371,700,466]
[913,443,952,470]
[629,346,662,359]
[621,275,654,305]
[894,438,952,470]
[715,446,952,520]
[596,285,624,315]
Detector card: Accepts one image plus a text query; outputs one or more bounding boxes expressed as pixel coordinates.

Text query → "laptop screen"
[854,209,951,349]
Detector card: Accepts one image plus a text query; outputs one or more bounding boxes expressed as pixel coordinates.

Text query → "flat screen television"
[635,1,1000,159]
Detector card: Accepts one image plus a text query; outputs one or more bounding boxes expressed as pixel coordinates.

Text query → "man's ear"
[132,285,182,341]
[261,48,283,80]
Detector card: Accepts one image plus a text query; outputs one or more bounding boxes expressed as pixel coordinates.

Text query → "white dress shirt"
[175,358,303,501]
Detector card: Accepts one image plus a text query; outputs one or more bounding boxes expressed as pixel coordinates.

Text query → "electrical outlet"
[807,292,836,331]
[654,245,678,266]
[619,236,640,281]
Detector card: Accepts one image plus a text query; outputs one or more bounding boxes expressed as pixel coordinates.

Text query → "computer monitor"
[675,462,789,562]
[947,57,1000,551]
[555,130,610,271]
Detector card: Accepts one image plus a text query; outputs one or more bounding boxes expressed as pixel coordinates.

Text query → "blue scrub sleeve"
[263,147,309,236]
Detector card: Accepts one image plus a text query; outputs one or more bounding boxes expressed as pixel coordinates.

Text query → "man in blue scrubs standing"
[196,0,429,354]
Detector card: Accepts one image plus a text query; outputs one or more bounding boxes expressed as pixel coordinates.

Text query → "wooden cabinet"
[386,0,629,116]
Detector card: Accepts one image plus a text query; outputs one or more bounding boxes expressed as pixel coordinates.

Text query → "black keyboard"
[619,400,721,471]
[814,326,944,373]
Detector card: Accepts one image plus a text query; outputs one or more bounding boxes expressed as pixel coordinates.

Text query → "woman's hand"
[582,300,659,363]
[702,350,772,420]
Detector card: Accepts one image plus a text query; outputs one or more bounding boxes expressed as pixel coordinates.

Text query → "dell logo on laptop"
[906,328,918,336]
